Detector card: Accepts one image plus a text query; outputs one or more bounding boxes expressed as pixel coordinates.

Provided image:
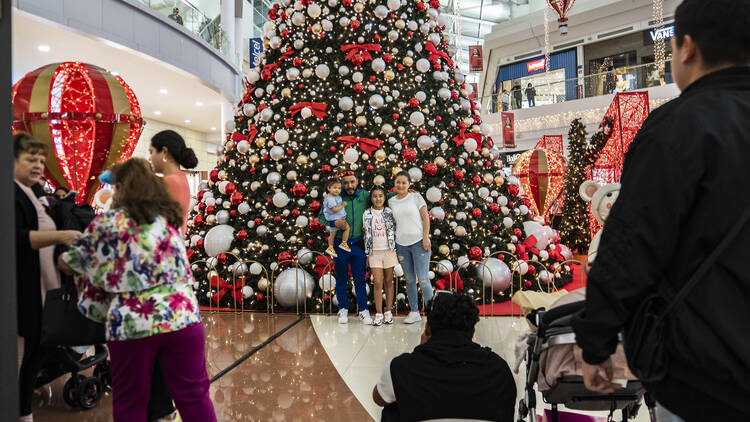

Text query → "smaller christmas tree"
[560,117,613,253]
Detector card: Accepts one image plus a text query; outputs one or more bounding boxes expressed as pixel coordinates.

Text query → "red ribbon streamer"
[452,128,483,147]
[340,44,381,63]
[211,276,245,305]
[240,86,256,105]
[424,41,454,68]
[262,49,295,80]
[289,102,328,119]
[337,136,384,155]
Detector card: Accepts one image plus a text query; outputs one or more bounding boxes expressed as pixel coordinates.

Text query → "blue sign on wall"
[249,38,263,68]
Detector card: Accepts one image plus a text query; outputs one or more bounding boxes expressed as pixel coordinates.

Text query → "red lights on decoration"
[12,62,143,204]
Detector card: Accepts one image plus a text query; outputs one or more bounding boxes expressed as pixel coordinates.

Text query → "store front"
[492,49,577,112]
[583,26,674,97]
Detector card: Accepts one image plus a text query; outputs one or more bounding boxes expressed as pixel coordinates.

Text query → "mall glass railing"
[137,0,240,68]
[478,61,673,114]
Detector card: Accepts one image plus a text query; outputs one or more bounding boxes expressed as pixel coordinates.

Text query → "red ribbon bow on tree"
[337,136,384,155]
[452,128,483,147]
[340,44,382,64]
[262,49,295,80]
[314,255,334,278]
[435,271,464,291]
[239,86,256,106]
[424,41,454,68]
[548,244,564,262]
[211,276,245,305]
[523,235,540,257]
[231,124,259,143]
[289,102,328,119]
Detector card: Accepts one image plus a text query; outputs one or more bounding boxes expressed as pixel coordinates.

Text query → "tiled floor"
[28,312,650,421]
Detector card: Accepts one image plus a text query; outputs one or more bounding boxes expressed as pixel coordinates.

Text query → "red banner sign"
[468,45,483,72]
[502,112,515,149]
[526,58,546,73]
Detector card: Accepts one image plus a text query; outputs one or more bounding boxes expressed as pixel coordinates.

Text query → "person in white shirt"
[387,171,434,324]
[363,187,398,326]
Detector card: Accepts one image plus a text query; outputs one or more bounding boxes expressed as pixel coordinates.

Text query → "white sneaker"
[403,311,422,324]
[373,313,384,326]
[383,311,394,325]
[338,309,348,324]
[359,310,373,325]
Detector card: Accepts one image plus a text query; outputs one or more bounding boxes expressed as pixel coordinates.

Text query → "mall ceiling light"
[211,127,216,131]
[195,101,203,107]
[154,110,161,115]
[159,88,168,94]
[184,119,191,123]
[37,45,50,52]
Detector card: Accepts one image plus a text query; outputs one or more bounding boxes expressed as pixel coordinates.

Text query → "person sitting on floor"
[372,291,517,422]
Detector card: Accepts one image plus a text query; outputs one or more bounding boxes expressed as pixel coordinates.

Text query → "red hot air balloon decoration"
[513,148,567,220]
[546,0,576,35]
[12,62,144,204]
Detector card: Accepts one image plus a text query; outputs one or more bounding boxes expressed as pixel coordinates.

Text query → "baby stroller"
[35,345,110,409]
[516,290,656,422]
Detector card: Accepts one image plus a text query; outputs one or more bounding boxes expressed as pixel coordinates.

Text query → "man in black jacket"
[372,291,516,421]
[571,0,750,420]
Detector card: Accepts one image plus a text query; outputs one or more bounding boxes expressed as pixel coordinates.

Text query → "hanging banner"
[468,45,483,72]
[249,38,263,68]
[502,112,515,149]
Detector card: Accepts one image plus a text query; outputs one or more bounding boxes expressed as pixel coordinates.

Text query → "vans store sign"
[643,25,674,45]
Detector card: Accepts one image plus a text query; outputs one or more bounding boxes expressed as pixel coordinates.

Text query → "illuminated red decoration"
[534,135,564,157]
[587,92,650,236]
[546,0,576,35]
[513,147,567,219]
[12,62,143,204]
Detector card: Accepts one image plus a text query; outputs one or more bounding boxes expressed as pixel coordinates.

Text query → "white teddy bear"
[579,180,620,266]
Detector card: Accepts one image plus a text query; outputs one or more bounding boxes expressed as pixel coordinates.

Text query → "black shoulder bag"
[624,204,750,383]
[41,279,106,346]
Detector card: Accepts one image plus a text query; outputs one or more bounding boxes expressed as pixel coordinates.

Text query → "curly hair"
[425,291,480,334]
[111,158,183,228]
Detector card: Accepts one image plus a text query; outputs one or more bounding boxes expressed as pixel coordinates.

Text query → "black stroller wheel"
[93,361,112,389]
[77,377,103,409]
[62,375,85,407]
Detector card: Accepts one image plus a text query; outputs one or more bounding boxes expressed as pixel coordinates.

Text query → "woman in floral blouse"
[58,158,216,422]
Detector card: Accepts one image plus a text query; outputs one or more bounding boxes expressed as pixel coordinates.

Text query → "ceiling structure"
[12,11,229,134]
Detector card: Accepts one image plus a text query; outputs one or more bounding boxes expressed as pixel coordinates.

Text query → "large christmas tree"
[185,0,574,312]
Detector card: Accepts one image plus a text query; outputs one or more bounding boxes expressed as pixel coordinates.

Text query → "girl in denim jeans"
[388,171,434,324]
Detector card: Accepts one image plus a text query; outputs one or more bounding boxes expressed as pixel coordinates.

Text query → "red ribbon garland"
[452,128,483,148]
[424,41,454,68]
[337,136,384,155]
[314,255,334,278]
[211,276,245,305]
[262,49,295,80]
[435,271,464,291]
[340,44,382,63]
[289,102,328,119]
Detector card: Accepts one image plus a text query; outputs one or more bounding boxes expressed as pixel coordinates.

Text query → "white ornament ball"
[417,135,433,151]
[237,140,251,154]
[438,259,453,275]
[297,248,313,265]
[369,94,385,109]
[343,148,359,163]
[292,11,305,25]
[204,225,235,257]
[243,103,257,117]
[315,64,330,79]
[216,210,230,224]
[307,2,322,18]
[408,167,423,182]
[387,0,400,10]
[479,258,512,293]
[463,138,478,153]
[274,268,314,308]
[430,207,445,220]
[339,97,354,111]
[249,262,263,275]
[318,274,335,291]
[503,217,513,228]
[270,146,285,161]
[426,187,442,202]
[374,4,388,18]
[273,192,290,208]
[415,58,431,73]
[409,111,425,127]
[295,215,309,227]
[275,129,290,144]
[371,58,386,73]
[266,172,281,185]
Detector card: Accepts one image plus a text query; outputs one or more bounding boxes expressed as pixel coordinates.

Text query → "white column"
[234,0,244,66]
[221,0,236,65]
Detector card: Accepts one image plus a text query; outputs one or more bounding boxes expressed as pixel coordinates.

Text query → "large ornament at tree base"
[479,258,511,293]
[274,268,315,308]
[12,62,143,204]
[513,148,566,219]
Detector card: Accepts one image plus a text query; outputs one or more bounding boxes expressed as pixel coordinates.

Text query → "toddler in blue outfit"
[323,178,351,257]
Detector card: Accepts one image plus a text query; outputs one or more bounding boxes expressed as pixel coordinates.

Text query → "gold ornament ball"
[250,154,260,164]
[256,138,266,148]
[494,176,504,186]
[251,181,261,191]
[207,270,219,283]
[356,116,367,126]
[439,244,450,256]
[281,88,292,97]
[373,175,386,186]
[453,225,467,237]
[402,57,414,67]
[206,215,217,226]
[391,167,403,177]
[218,170,228,180]
[312,23,322,34]
[395,19,405,29]
[434,157,446,167]
[384,70,395,81]
[287,170,298,181]
[296,155,309,165]
[374,149,387,161]
[353,2,365,12]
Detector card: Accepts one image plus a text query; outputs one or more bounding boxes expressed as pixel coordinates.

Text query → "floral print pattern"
[62,209,200,341]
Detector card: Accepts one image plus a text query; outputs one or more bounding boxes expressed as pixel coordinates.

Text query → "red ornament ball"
[353,83,364,93]
[237,230,248,241]
[198,203,206,212]
[366,164,374,171]
[278,251,294,266]
[230,210,237,217]
[508,184,520,196]
[230,192,244,205]
[408,98,419,107]
[402,148,417,162]
[291,209,300,217]
[209,169,219,182]
[527,265,536,275]
[453,170,464,180]
[195,238,204,250]
[292,183,308,197]
[489,204,500,214]
[321,164,332,173]
[285,119,295,128]
[350,20,360,29]
[293,58,303,66]
[274,216,282,223]
[392,113,400,120]
[310,200,321,212]
[369,75,376,82]
[472,176,481,186]
[205,205,215,215]
[383,53,393,62]
[193,216,204,228]
[196,190,205,201]
[217,253,228,265]
[254,218,262,226]
[468,246,483,260]
[524,281,533,288]
[424,163,438,176]
[472,208,482,218]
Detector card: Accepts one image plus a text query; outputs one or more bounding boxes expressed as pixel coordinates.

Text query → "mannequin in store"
[572,0,750,420]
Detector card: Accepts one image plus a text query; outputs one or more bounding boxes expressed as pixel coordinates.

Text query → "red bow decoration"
[239,86,256,106]
[230,125,259,143]
[549,244,564,262]
[314,255,334,278]
[262,49,295,80]
[435,271,464,291]
[515,244,529,261]
[211,276,245,305]
[424,41,454,68]
[337,136,384,155]
[523,235,540,257]
[341,44,382,64]
[290,102,328,119]
[452,127,483,147]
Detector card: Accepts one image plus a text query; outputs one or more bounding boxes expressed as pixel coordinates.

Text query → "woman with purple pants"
[58,158,216,422]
